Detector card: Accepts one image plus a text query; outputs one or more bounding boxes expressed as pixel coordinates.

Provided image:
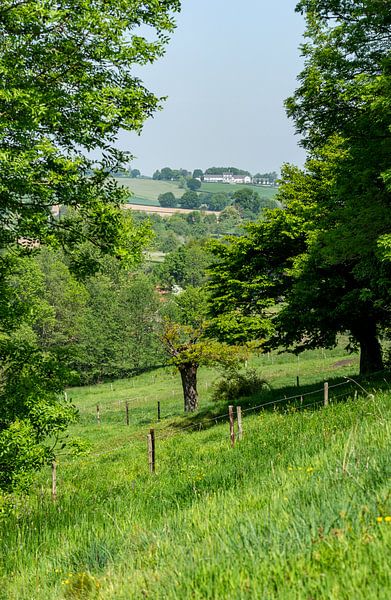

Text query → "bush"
[212,368,269,403]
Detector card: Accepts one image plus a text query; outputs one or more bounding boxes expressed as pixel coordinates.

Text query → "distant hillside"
[116,177,278,207]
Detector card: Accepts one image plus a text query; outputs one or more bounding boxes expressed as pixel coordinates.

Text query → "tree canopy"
[0,0,180,265]
[208,0,391,374]
[0,0,180,492]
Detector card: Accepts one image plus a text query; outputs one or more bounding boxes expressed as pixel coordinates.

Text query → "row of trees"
[158,187,268,216]
[152,166,278,183]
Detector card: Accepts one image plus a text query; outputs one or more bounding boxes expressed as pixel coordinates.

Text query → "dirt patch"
[331,358,356,369]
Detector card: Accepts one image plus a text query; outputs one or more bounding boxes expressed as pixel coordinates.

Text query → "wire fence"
[52,369,391,484]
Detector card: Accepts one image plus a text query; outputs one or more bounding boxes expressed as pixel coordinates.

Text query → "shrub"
[212,368,269,403]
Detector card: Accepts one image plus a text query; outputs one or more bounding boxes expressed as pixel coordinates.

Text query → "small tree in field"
[161,287,247,412]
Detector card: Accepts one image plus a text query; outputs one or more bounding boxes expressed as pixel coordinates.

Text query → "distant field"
[115,178,279,206]
[200,182,278,198]
[117,178,182,205]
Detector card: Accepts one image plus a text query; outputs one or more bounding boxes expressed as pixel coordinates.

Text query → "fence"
[49,371,390,501]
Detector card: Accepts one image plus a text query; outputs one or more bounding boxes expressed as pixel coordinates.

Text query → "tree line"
[157,186,275,216]
[152,166,278,184]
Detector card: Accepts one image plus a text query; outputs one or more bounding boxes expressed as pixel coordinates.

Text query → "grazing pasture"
[1,346,390,599]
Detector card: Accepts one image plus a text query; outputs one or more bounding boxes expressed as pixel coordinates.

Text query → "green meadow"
[200,182,278,199]
[117,178,183,205]
[1,346,390,599]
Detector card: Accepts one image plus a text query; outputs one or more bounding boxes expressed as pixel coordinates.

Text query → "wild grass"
[0,346,390,599]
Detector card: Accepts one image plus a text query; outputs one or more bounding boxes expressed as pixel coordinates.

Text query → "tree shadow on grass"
[168,369,391,434]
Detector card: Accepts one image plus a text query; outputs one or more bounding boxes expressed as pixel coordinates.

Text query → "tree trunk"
[179,363,198,412]
[356,321,383,375]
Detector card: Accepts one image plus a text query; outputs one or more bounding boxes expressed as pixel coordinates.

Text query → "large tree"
[208,1,391,374]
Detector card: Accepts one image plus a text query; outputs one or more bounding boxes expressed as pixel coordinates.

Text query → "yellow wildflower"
[385,516,391,523]
[376,517,383,523]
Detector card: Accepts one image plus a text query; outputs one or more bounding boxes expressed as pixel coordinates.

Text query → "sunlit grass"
[0,346,390,599]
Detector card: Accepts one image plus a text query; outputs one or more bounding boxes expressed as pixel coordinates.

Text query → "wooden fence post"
[51,460,57,502]
[236,406,243,441]
[125,401,129,426]
[157,401,161,422]
[296,375,300,388]
[96,404,100,425]
[148,428,155,473]
[229,405,235,448]
[324,382,329,407]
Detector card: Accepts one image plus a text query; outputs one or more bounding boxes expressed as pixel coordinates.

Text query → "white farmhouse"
[204,172,253,184]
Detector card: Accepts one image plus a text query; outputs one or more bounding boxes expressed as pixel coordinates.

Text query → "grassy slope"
[116,178,278,206]
[1,348,390,599]
[200,182,277,199]
[117,178,183,205]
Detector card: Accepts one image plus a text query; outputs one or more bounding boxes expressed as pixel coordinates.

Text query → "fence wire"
[57,372,390,467]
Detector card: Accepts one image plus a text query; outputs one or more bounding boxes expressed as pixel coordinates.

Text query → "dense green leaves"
[208,1,391,374]
[0,0,180,492]
[0,0,179,261]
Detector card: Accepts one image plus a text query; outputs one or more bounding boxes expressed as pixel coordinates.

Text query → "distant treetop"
[205,167,251,177]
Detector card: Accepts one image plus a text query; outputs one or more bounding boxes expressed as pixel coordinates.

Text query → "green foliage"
[211,368,269,403]
[0,0,179,265]
[232,187,262,217]
[205,167,251,176]
[207,192,230,211]
[208,2,391,374]
[0,0,179,492]
[159,241,212,289]
[158,191,178,208]
[179,190,201,209]
[186,178,202,191]
[161,287,248,411]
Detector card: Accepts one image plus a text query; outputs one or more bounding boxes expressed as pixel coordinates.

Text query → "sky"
[117,0,307,177]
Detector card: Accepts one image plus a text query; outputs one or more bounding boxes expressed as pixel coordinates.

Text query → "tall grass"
[0,347,390,599]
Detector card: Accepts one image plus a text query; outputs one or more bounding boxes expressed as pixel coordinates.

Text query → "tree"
[232,188,262,216]
[160,241,212,289]
[130,169,141,178]
[208,1,391,375]
[0,0,180,491]
[0,0,179,266]
[253,172,278,184]
[179,191,201,209]
[192,169,204,179]
[158,192,178,208]
[187,178,202,191]
[205,167,251,176]
[207,192,230,211]
[160,167,174,181]
[161,288,246,412]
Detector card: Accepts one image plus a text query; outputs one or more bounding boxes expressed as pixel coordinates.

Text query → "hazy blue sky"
[118,0,306,176]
